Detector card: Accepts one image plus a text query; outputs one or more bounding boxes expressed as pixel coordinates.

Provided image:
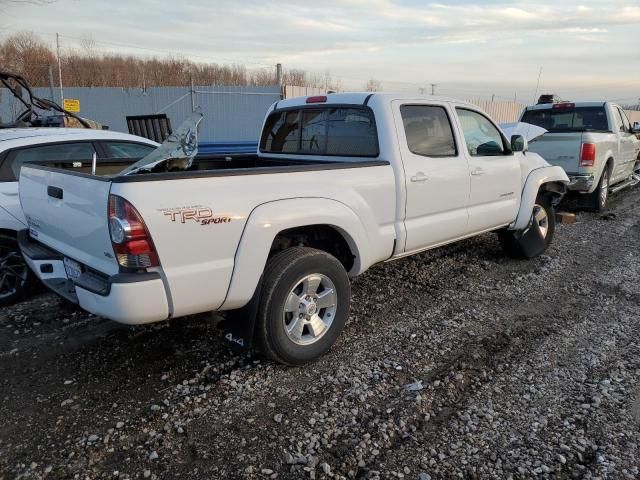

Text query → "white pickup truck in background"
[19,93,568,364]
[520,102,640,211]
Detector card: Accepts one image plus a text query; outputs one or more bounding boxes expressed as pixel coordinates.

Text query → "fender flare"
[221,197,372,310]
[587,151,615,193]
[512,166,569,231]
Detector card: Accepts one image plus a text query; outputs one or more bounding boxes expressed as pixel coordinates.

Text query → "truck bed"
[32,154,388,182]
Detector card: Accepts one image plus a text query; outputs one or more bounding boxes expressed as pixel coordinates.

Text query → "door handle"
[47,186,63,199]
[470,168,486,176]
[410,172,428,182]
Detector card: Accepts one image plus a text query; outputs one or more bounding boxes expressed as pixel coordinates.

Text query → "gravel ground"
[1,187,640,480]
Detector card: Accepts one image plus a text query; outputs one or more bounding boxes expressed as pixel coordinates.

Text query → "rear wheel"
[589,166,609,212]
[255,247,351,365]
[498,193,555,259]
[0,234,35,306]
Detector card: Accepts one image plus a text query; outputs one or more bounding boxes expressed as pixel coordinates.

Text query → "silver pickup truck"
[520,102,640,211]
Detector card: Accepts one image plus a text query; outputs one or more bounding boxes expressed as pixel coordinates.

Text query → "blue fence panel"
[0,85,280,143]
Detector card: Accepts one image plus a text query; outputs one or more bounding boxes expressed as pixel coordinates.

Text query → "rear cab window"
[521,106,609,133]
[260,106,379,157]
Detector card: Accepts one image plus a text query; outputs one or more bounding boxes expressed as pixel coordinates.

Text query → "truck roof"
[275,92,478,110]
[525,101,611,111]
[0,128,157,144]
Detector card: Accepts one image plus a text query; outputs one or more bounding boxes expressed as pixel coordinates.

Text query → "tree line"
[0,32,342,90]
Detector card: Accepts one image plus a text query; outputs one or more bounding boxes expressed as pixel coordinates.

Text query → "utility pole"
[47,65,55,102]
[419,87,425,95]
[430,83,437,95]
[276,63,283,86]
[491,93,495,102]
[56,33,64,104]
[190,76,195,112]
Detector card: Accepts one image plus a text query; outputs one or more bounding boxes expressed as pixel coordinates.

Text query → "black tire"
[0,233,36,306]
[255,247,351,365]
[498,193,556,259]
[588,166,610,212]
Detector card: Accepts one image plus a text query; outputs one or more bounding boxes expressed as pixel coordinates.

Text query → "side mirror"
[511,134,528,152]
[632,122,640,134]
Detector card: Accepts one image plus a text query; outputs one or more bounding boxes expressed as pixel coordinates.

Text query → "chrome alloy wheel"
[600,170,609,207]
[532,204,549,238]
[282,273,337,346]
[0,246,28,300]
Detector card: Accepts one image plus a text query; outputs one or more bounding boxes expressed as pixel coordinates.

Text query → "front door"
[454,107,521,233]
[615,107,639,179]
[393,101,470,253]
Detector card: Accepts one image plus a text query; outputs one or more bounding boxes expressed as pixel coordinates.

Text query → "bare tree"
[0,32,340,89]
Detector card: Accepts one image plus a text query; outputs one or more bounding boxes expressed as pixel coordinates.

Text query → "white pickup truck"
[18,93,568,364]
[520,101,640,211]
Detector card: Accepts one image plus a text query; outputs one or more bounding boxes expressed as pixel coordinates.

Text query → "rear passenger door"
[454,107,521,233]
[393,101,470,252]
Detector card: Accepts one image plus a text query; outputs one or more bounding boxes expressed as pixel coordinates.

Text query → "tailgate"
[19,166,119,275]
[528,133,583,172]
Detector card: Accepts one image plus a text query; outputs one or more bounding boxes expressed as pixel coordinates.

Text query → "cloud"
[1,0,639,99]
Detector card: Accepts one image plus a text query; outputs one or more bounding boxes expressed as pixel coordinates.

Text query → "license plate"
[64,257,83,281]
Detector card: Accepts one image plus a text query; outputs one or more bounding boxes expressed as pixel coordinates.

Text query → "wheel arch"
[0,228,19,239]
[512,166,568,231]
[221,197,371,311]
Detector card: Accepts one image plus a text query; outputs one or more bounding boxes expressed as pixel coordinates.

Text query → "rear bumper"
[18,230,169,324]
[567,174,595,192]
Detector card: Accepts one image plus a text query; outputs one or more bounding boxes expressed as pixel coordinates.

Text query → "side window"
[456,108,506,156]
[616,108,631,132]
[9,142,96,180]
[103,142,156,159]
[614,108,626,132]
[400,105,456,157]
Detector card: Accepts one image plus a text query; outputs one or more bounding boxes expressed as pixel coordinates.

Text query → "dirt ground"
[1,187,640,480]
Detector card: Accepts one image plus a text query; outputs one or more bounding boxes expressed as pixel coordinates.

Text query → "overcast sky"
[1,0,639,102]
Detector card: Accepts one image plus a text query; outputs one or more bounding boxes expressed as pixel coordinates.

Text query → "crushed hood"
[500,122,547,142]
[121,111,203,176]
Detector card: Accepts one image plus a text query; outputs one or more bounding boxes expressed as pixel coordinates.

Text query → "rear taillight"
[108,195,159,269]
[580,143,596,167]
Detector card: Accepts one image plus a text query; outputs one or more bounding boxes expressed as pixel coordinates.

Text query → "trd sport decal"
[159,206,232,225]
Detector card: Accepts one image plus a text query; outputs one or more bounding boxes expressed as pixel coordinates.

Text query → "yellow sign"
[63,98,80,113]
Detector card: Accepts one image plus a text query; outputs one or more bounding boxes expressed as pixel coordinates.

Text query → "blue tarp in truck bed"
[197,141,257,155]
